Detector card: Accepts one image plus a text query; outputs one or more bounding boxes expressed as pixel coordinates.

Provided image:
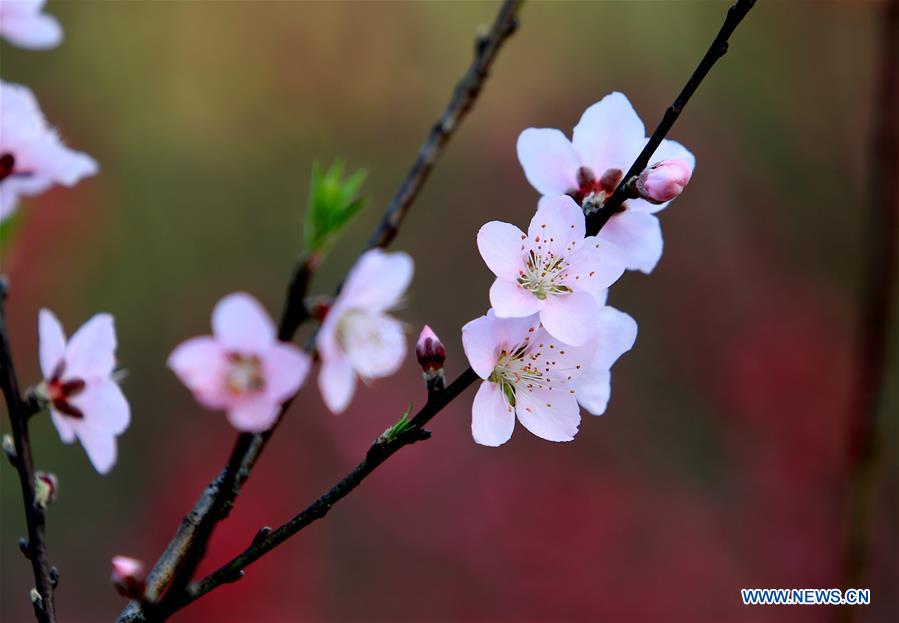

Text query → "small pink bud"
[34,471,58,508]
[111,556,146,599]
[636,159,692,204]
[416,325,446,373]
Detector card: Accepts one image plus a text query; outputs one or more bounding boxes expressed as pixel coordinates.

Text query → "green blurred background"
[1,1,897,622]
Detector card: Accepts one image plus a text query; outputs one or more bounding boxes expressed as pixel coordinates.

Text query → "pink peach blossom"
[0,81,97,223]
[0,0,62,50]
[477,195,624,346]
[637,159,693,204]
[168,293,311,433]
[38,309,129,474]
[462,310,596,446]
[517,92,695,274]
[317,249,413,414]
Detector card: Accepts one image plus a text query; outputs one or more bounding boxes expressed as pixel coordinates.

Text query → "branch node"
[3,433,18,466]
[19,537,31,559]
[49,567,59,589]
[252,526,272,546]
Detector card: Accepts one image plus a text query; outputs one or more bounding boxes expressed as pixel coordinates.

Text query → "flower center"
[516,248,572,300]
[489,342,545,406]
[566,166,624,209]
[46,362,86,419]
[225,352,265,395]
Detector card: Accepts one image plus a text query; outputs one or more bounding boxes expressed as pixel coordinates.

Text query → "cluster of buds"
[416,326,446,393]
[111,555,146,599]
[635,159,693,204]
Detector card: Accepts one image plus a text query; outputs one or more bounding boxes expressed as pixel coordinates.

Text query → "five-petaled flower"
[0,0,62,50]
[477,195,624,346]
[317,248,413,414]
[462,310,596,446]
[0,81,98,223]
[167,292,311,433]
[572,290,638,416]
[38,309,130,474]
[517,91,695,274]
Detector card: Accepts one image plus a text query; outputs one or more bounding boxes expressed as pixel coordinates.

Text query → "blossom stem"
[838,1,899,621]
[585,0,757,235]
[118,3,524,621]
[0,278,57,623]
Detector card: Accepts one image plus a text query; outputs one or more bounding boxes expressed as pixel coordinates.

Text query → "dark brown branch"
[159,0,757,611]
[585,0,756,235]
[0,278,57,623]
[118,3,523,621]
[838,1,899,621]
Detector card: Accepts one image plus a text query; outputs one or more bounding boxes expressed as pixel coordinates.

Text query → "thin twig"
[0,278,57,623]
[118,3,523,621]
[838,1,899,621]
[585,0,756,235]
[160,0,757,613]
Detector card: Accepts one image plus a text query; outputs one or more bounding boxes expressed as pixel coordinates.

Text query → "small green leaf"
[378,403,415,444]
[303,160,367,256]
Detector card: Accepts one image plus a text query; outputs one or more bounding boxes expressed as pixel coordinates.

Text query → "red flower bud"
[416,325,446,372]
[111,556,146,599]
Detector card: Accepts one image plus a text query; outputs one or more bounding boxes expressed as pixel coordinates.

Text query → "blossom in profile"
[517,92,695,273]
[477,195,624,346]
[636,159,693,204]
[572,290,638,416]
[462,310,596,446]
[38,309,129,474]
[0,81,97,223]
[0,0,62,50]
[317,249,413,414]
[168,293,311,433]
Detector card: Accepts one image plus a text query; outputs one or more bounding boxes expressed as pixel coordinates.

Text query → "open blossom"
[477,195,624,346]
[517,91,695,274]
[317,248,413,414]
[0,0,62,49]
[38,309,130,474]
[573,290,638,416]
[0,81,98,223]
[462,310,596,446]
[168,293,311,433]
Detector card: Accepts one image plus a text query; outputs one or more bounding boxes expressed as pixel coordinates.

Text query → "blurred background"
[1,1,897,622]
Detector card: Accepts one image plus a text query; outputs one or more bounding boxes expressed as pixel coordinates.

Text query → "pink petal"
[489,278,542,318]
[0,3,62,50]
[515,388,580,442]
[477,221,526,281]
[572,92,646,174]
[597,210,663,274]
[50,409,76,443]
[212,292,275,354]
[461,312,503,379]
[65,313,116,378]
[593,306,638,370]
[263,342,311,404]
[339,249,413,312]
[573,366,612,416]
[226,396,281,433]
[0,174,53,223]
[516,128,581,196]
[471,381,515,447]
[167,336,229,409]
[563,236,626,294]
[342,313,406,380]
[69,378,131,436]
[532,326,597,384]
[539,291,598,346]
[38,308,66,379]
[527,195,586,258]
[76,426,117,474]
[318,353,357,414]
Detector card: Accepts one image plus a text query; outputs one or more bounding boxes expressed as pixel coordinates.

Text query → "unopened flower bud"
[3,434,17,465]
[416,325,446,393]
[111,555,146,599]
[636,159,692,204]
[34,472,58,508]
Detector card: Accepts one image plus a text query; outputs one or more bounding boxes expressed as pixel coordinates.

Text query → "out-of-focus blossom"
[572,290,637,415]
[317,249,413,414]
[637,159,693,204]
[0,0,62,50]
[110,555,146,599]
[168,293,311,433]
[38,309,129,474]
[462,309,596,446]
[477,195,623,346]
[0,81,97,223]
[517,92,695,273]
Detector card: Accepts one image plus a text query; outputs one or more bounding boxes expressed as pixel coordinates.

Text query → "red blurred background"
[1,1,896,622]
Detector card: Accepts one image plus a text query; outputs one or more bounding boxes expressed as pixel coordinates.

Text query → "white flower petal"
[263,342,311,404]
[343,312,406,380]
[515,389,580,442]
[38,308,66,379]
[593,306,638,370]
[226,396,281,433]
[572,92,646,174]
[318,353,357,414]
[477,221,526,281]
[538,290,598,346]
[212,292,276,353]
[167,336,229,409]
[339,249,413,313]
[471,381,515,447]
[69,378,131,436]
[50,408,76,443]
[65,313,116,378]
[597,210,664,274]
[527,195,586,258]
[573,366,612,416]
[76,426,117,475]
[563,236,626,294]
[489,278,542,318]
[516,128,581,196]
